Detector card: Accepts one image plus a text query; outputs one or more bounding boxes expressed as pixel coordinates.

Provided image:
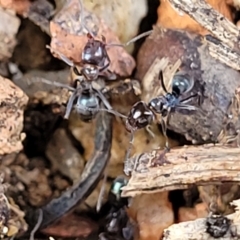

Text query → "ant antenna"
[160,117,170,150]
[107,30,153,48]
[159,70,168,94]
[124,131,134,176]
[46,45,75,67]
[81,105,127,119]
[78,0,96,37]
[26,77,75,91]
[146,125,155,138]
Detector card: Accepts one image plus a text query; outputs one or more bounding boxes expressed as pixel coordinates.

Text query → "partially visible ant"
[99,176,133,240]
[124,70,202,175]
[30,0,153,121]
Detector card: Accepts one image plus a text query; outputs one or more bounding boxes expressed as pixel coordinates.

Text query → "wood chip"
[121,144,240,197]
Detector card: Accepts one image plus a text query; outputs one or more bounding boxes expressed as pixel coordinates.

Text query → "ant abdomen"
[74,91,99,121]
[172,72,194,96]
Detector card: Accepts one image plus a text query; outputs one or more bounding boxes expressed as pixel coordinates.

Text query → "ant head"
[148,97,168,117]
[126,101,154,132]
[82,36,107,67]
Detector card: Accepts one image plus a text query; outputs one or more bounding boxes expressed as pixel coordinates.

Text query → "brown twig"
[121,144,240,197]
[168,0,240,70]
[25,110,112,232]
[163,199,240,239]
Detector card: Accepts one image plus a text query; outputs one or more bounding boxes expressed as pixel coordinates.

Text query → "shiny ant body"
[30,0,153,121]
[45,32,118,120]
[124,70,201,174]
[126,71,197,133]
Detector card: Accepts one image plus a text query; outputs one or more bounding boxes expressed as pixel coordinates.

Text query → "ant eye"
[172,73,192,95]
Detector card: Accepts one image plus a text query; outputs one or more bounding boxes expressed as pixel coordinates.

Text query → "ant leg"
[159,70,168,94]
[180,93,198,104]
[94,89,127,118]
[150,115,171,167]
[176,104,197,111]
[83,105,127,119]
[46,45,74,67]
[102,69,117,80]
[99,52,111,73]
[93,88,113,110]
[160,115,170,149]
[27,77,75,91]
[124,131,134,176]
[146,125,155,138]
[64,91,78,119]
[106,30,153,48]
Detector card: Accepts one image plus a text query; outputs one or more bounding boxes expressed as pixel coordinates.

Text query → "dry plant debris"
[167,0,240,70]
[163,199,240,239]
[121,144,240,197]
[50,0,135,76]
[136,27,240,144]
[0,76,28,155]
[157,0,233,34]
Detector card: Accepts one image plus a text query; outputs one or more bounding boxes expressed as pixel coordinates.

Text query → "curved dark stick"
[27,111,112,231]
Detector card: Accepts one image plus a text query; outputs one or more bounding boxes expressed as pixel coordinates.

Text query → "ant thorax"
[149,94,181,117]
[81,64,99,81]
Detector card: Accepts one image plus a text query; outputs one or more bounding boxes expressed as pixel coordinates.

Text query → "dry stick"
[205,35,240,70]
[168,0,240,70]
[121,144,240,197]
[168,0,240,46]
[163,199,240,240]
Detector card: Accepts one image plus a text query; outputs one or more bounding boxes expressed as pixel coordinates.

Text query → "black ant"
[124,70,201,174]
[30,0,153,121]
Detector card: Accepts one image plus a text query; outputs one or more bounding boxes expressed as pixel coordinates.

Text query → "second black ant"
[124,70,202,174]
